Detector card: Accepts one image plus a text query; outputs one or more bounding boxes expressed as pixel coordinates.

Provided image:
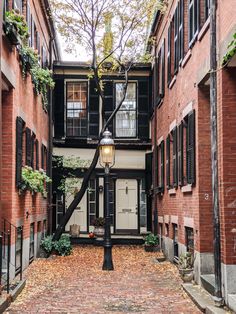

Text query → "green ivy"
[5,10,29,44]
[30,66,55,110]
[20,166,52,197]
[18,45,39,78]
[222,33,236,66]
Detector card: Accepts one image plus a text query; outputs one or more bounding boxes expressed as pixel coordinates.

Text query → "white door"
[116,179,138,231]
[65,179,87,232]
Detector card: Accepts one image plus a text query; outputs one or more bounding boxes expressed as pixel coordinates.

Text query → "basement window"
[29,223,35,263]
[186,227,194,252]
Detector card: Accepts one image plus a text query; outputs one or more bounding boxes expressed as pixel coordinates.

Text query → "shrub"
[54,235,72,256]
[40,235,54,254]
[144,233,159,246]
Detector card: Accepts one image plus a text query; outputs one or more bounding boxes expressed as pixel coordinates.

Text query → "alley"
[5,246,200,314]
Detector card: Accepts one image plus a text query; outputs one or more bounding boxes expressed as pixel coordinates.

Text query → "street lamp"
[99,129,115,270]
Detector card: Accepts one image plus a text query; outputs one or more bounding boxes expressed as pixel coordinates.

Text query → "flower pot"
[179,268,194,282]
[4,23,20,45]
[94,226,105,238]
[144,245,160,252]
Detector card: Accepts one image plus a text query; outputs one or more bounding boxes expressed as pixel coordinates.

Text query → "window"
[13,0,22,12]
[156,42,165,105]
[88,179,96,227]
[3,0,9,16]
[166,127,178,189]
[26,2,32,46]
[157,141,165,193]
[115,82,137,137]
[174,0,184,73]
[66,82,88,137]
[179,110,196,186]
[189,0,199,46]
[15,227,23,275]
[165,223,169,237]
[43,220,47,238]
[186,227,194,252]
[29,223,35,262]
[41,144,47,171]
[167,23,172,85]
[174,8,179,73]
[140,179,147,228]
[41,45,48,68]
[204,0,210,21]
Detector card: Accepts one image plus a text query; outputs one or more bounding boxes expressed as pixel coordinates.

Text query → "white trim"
[164,215,170,224]
[171,215,178,224]
[158,216,164,223]
[182,101,193,119]
[169,120,177,132]
[181,184,192,193]
[184,217,194,228]
[157,136,164,146]
[168,188,176,195]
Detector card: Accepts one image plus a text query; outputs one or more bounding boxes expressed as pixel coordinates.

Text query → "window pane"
[66,82,87,137]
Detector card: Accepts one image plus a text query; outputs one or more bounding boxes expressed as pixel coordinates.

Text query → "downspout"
[0,0,3,219]
[153,45,158,236]
[47,37,54,235]
[210,0,223,305]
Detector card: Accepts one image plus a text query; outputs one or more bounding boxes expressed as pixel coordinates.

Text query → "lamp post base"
[102,244,114,271]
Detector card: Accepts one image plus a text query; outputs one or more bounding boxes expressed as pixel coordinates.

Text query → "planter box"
[4,23,20,45]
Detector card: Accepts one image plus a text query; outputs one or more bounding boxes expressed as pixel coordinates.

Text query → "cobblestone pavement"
[5,246,201,314]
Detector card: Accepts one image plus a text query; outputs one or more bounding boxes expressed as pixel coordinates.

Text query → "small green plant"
[54,235,72,256]
[92,217,105,227]
[179,252,194,269]
[222,33,236,66]
[20,166,52,197]
[30,66,55,109]
[40,235,54,254]
[144,233,159,246]
[18,45,39,77]
[5,10,29,44]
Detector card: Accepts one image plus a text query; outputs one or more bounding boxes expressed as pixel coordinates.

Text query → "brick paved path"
[5,246,200,314]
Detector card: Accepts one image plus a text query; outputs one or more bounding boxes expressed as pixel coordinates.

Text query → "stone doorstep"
[228,294,236,313]
[0,279,26,312]
[182,283,230,314]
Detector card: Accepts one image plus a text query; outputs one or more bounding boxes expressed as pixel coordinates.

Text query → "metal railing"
[0,219,23,293]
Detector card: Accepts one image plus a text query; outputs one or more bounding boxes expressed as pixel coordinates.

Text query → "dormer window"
[66,82,88,137]
[115,82,137,138]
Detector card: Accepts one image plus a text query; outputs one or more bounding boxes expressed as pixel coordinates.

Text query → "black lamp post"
[99,129,115,271]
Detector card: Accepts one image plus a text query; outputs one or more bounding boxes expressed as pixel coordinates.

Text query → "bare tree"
[50,0,161,240]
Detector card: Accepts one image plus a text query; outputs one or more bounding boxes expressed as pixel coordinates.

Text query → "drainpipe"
[0,0,3,219]
[47,37,54,235]
[153,45,158,236]
[210,0,223,305]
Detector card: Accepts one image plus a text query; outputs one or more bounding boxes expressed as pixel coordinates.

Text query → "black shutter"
[179,0,184,62]
[160,141,165,191]
[89,79,99,138]
[156,49,160,102]
[25,128,31,166]
[167,24,172,85]
[187,110,195,184]
[41,144,44,170]
[174,7,179,73]
[138,80,149,140]
[172,127,178,187]
[161,41,165,97]
[178,122,184,186]
[31,133,35,169]
[104,81,114,133]
[54,79,65,138]
[16,117,24,187]
[35,139,39,170]
[166,135,170,189]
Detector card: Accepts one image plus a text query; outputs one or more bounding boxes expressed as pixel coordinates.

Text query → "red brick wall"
[152,0,236,264]
[1,0,54,243]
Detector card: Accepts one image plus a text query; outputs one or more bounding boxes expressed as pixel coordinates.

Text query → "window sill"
[169,75,176,90]
[181,184,192,193]
[168,188,176,196]
[182,50,192,68]
[198,17,210,42]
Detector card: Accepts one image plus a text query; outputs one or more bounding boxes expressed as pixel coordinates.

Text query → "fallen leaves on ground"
[5,246,201,314]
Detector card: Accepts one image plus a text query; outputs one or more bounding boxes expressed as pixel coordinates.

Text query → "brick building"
[0,0,60,280]
[150,0,236,309]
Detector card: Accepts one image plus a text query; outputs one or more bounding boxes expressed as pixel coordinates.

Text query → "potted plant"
[93,217,105,238]
[144,233,159,252]
[178,252,194,282]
